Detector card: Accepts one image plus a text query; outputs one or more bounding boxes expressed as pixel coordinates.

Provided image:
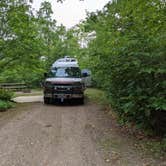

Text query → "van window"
[51,67,81,78]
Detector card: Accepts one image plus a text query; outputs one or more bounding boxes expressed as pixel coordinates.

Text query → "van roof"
[52,57,79,68]
[52,61,79,68]
[56,57,77,63]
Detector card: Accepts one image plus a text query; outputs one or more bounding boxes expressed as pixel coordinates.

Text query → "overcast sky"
[32,0,110,28]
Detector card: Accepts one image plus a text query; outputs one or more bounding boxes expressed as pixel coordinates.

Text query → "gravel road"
[0,101,164,166]
[0,102,107,166]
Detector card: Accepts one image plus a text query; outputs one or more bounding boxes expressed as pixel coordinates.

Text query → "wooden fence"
[0,83,30,92]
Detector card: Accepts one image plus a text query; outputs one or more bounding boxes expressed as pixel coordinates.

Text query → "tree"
[0,0,41,70]
[80,0,166,132]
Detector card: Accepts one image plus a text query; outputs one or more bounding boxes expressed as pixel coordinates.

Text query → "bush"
[84,0,166,134]
[0,100,13,111]
[0,90,14,111]
[0,89,13,101]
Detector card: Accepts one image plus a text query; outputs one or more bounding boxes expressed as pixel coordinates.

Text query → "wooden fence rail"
[0,83,30,92]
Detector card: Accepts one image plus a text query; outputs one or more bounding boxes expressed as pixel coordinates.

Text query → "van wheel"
[44,97,50,104]
[79,98,84,105]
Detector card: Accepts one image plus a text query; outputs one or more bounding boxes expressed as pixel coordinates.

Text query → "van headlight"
[45,81,53,88]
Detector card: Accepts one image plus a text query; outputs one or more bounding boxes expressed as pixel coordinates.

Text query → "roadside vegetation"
[0,89,14,111]
[85,88,109,105]
[80,0,166,135]
[86,88,166,159]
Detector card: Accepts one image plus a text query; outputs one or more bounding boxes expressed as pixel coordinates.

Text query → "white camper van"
[43,56,88,104]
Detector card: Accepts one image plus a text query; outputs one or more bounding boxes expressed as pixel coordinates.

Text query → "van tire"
[79,98,84,105]
[44,97,50,104]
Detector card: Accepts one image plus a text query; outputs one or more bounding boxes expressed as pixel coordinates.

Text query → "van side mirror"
[82,72,88,77]
[81,69,91,77]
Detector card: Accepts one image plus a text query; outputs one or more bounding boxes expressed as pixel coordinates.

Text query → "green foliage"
[0,89,13,101]
[0,89,13,111]
[0,100,13,111]
[80,0,166,133]
[85,88,109,105]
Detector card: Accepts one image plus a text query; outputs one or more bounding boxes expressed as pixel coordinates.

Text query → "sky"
[32,0,111,28]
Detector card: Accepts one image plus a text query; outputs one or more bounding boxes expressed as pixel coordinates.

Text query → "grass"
[85,88,109,105]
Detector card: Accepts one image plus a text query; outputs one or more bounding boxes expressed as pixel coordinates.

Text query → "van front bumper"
[44,93,84,99]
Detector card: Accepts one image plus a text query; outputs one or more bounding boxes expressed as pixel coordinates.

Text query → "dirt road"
[0,101,164,166]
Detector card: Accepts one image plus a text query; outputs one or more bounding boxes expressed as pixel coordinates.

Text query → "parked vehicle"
[43,56,89,104]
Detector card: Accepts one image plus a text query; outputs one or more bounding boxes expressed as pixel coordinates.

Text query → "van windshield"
[50,67,81,78]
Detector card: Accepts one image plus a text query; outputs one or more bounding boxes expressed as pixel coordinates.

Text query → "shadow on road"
[47,99,86,107]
